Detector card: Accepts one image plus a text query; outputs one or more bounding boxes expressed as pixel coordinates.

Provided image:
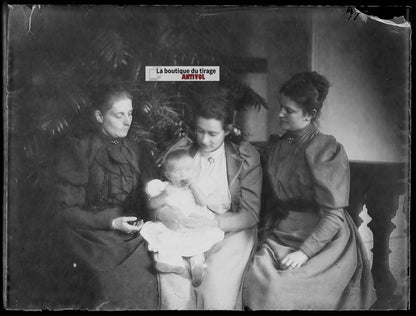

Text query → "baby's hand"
[157,206,186,231]
[184,168,198,187]
[179,178,191,188]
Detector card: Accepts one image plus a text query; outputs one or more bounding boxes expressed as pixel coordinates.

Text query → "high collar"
[98,130,126,147]
[283,124,316,144]
[95,131,140,174]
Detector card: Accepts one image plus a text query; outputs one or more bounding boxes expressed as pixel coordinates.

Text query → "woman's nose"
[279,108,286,117]
[202,134,210,144]
[124,116,132,126]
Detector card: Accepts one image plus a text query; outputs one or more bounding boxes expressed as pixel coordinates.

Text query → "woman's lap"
[96,242,158,310]
[158,266,196,310]
[52,226,158,310]
[158,227,256,310]
[243,213,375,310]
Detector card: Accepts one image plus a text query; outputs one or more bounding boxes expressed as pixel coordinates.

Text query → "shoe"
[155,262,186,275]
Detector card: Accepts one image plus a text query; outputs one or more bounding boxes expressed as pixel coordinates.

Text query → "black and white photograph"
[3,5,411,310]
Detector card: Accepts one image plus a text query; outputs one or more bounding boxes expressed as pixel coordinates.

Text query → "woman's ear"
[94,110,104,123]
[304,109,317,121]
[224,124,232,136]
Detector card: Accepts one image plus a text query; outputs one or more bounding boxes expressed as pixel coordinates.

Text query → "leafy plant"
[7,5,267,186]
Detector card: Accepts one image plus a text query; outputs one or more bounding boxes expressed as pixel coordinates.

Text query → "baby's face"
[165,155,195,187]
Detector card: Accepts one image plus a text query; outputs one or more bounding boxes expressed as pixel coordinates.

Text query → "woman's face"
[96,97,133,138]
[278,94,312,131]
[195,117,229,154]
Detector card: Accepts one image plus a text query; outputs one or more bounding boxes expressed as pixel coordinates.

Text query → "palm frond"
[93,30,130,69]
[10,6,270,191]
[128,121,157,147]
[37,111,71,137]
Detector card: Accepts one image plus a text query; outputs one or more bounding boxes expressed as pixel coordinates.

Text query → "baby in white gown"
[140,149,225,287]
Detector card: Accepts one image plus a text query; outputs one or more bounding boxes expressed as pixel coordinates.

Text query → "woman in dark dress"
[51,84,159,310]
[242,72,376,310]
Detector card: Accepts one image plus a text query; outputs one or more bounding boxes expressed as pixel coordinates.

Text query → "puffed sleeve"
[145,179,168,198]
[55,137,122,230]
[305,134,350,209]
[299,135,350,258]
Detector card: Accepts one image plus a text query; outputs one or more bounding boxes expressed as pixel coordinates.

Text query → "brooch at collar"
[287,136,296,144]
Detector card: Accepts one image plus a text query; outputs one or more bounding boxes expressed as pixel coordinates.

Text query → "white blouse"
[193,143,231,214]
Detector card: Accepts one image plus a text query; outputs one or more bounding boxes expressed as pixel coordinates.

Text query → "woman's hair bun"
[280,71,330,119]
[309,71,330,103]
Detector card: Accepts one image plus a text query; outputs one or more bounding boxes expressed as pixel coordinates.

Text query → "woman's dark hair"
[92,83,132,114]
[280,71,330,119]
[193,86,234,129]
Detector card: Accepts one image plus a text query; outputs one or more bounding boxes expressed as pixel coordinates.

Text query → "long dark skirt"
[242,211,376,310]
[48,224,158,310]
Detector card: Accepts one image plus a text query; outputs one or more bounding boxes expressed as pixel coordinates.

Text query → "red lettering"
[181,74,206,80]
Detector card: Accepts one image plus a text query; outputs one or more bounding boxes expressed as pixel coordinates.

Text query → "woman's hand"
[280,250,309,270]
[112,216,143,234]
[156,206,186,231]
[182,213,219,230]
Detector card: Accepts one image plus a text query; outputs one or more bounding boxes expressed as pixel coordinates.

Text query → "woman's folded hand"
[280,250,309,270]
[112,216,143,234]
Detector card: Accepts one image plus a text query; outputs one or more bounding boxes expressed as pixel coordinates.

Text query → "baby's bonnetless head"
[163,149,195,187]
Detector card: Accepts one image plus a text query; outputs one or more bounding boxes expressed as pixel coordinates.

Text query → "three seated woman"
[52,74,376,310]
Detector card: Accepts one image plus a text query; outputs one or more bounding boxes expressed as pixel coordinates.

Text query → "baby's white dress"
[140,179,225,267]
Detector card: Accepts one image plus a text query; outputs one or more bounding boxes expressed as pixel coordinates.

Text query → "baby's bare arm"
[148,191,168,210]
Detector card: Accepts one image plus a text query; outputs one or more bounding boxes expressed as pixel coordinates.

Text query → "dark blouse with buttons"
[262,123,350,258]
[52,132,160,309]
[56,132,157,230]
[54,131,159,273]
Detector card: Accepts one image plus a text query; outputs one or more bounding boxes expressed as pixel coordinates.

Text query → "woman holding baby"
[51,71,375,311]
[148,86,263,310]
